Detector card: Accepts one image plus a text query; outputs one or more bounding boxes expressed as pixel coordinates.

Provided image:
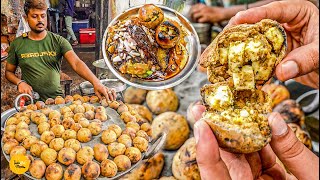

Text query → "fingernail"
[281,61,299,79]
[194,120,205,144]
[268,112,288,136]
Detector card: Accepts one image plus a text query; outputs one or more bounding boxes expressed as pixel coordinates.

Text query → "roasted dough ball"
[64,164,81,180]
[73,94,82,101]
[262,84,290,108]
[82,160,100,180]
[5,124,16,132]
[88,121,102,135]
[74,105,85,114]
[41,107,53,117]
[2,132,15,143]
[107,142,126,157]
[70,123,82,132]
[123,153,164,180]
[109,101,121,110]
[73,100,83,105]
[136,130,149,141]
[6,117,19,125]
[120,112,137,123]
[10,145,26,157]
[76,146,94,165]
[100,159,118,177]
[273,99,305,127]
[31,113,46,125]
[41,130,55,144]
[64,139,82,152]
[172,138,200,180]
[152,112,189,150]
[15,128,31,142]
[128,104,153,122]
[49,138,65,151]
[101,129,117,144]
[50,125,65,138]
[45,163,63,180]
[63,111,75,119]
[21,135,38,150]
[49,117,61,128]
[108,124,122,137]
[41,148,58,165]
[58,147,76,165]
[95,106,106,114]
[84,110,95,120]
[49,110,61,120]
[29,159,46,179]
[60,106,72,115]
[77,128,92,143]
[123,87,147,105]
[79,118,90,128]
[27,104,38,111]
[126,121,140,132]
[84,103,95,112]
[62,129,77,140]
[65,95,74,103]
[18,115,31,125]
[117,104,129,114]
[125,147,142,163]
[113,155,132,172]
[156,20,181,49]
[201,84,272,153]
[93,143,109,162]
[117,134,133,148]
[89,95,100,103]
[30,141,48,157]
[45,98,55,105]
[133,137,148,152]
[62,117,75,129]
[288,123,313,150]
[95,112,109,122]
[22,109,33,119]
[146,89,179,115]
[122,127,137,140]
[160,176,177,180]
[16,121,29,130]
[3,139,19,154]
[138,4,164,29]
[83,96,90,103]
[74,113,85,122]
[35,101,46,110]
[55,96,65,104]
[38,122,51,134]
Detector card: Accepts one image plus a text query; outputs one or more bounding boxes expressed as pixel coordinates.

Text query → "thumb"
[194,120,231,180]
[275,43,319,81]
[191,104,206,122]
[268,112,319,180]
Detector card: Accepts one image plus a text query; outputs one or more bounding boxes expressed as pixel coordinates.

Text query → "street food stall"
[1,0,319,179]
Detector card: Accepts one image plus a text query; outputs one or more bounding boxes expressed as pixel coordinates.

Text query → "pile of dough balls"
[2,94,152,180]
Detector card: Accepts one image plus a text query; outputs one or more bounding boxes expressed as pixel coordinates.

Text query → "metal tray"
[1,95,165,180]
[102,4,201,90]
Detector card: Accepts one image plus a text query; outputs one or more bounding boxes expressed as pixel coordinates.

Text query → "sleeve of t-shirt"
[6,41,18,65]
[60,36,73,55]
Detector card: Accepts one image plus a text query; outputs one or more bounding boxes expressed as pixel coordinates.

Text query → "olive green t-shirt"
[7,31,73,101]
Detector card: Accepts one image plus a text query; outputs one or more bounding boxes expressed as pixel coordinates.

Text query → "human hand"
[227,0,319,86]
[190,3,226,23]
[190,104,319,180]
[18,81,33,96]
[93,82,117,101]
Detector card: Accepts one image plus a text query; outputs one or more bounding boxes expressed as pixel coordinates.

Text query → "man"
[64,0,78,46]
[5,0,116,102]
[192,0,319,179]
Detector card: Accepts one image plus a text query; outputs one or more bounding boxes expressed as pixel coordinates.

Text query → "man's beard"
[31,23,46,33]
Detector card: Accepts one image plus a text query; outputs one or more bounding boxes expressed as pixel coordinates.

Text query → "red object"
[79,28,96,44]
[20,97,26,108]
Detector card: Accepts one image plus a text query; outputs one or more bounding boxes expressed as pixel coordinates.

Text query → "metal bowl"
[102,5,201,90]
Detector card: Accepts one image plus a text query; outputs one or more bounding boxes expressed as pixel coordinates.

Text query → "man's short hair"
[24,0,48,15]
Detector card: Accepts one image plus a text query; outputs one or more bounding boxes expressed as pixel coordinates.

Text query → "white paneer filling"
[207,85,233,110]
[264,27,284,52]
[232,65,255,90]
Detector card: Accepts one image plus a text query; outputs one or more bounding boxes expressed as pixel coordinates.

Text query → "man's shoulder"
[47,31,66,40]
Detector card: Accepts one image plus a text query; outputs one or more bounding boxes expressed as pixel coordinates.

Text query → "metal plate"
[102,5,201,90]
[1,103,164,180]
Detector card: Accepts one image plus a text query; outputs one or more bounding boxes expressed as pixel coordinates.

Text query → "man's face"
[26,8,47,33]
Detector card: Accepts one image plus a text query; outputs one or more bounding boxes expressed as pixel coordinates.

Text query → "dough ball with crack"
[146,89,179,115]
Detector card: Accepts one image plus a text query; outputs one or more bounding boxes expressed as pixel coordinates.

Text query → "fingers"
[275,43,319,81]
[268,112,319,180]
[107,88,116,101]
[190,3,206,22]
[228,1,308,26]
[194,120,231,180]
[94,90,103,101]
[191,104,206,122]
